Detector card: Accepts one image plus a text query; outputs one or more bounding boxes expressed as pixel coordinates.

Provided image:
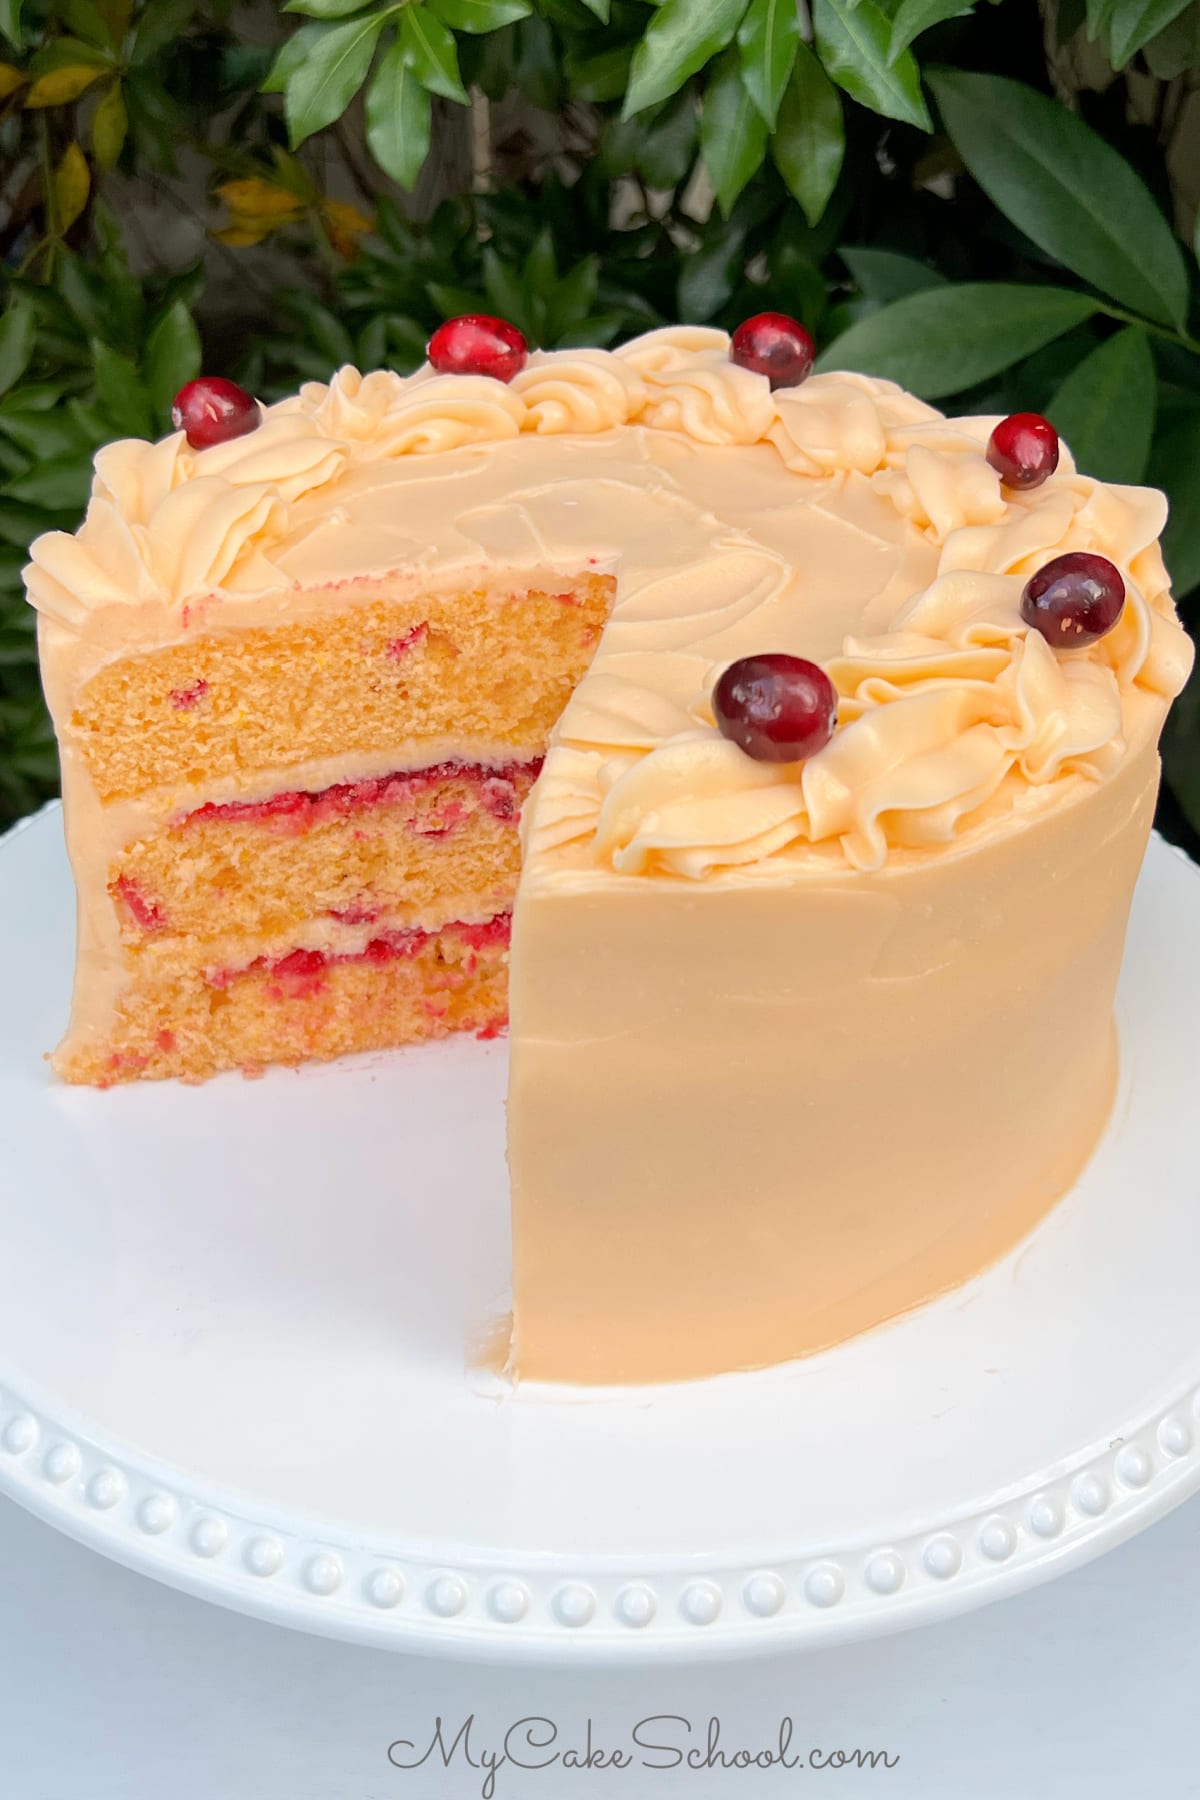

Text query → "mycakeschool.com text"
[386,1716,901,1796]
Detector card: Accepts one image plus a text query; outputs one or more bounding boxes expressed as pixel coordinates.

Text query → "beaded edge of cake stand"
[1,1371,1199,1656]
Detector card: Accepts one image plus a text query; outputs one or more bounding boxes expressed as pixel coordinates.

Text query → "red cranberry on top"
[427,314,528,383]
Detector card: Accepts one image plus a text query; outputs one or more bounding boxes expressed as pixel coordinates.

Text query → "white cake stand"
[2,802,1200,1663]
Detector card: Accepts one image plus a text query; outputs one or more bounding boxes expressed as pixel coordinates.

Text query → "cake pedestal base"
[2,802,1199,1662]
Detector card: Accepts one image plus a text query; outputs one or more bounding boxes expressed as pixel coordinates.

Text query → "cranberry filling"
[184,758,543,835]
[113,875,166,932]
[207,913,512,990]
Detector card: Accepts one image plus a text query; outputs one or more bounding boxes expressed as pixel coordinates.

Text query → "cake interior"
[59,570,612,1083]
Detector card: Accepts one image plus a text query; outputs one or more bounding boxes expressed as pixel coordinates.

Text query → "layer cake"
[25,322,1193,1382]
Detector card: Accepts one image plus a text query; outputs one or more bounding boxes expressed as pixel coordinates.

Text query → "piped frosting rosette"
[590,435,1193,878]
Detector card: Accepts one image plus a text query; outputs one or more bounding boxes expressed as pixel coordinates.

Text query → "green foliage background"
[1,0,1199,844]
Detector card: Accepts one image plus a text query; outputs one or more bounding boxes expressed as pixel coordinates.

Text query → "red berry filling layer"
[181,757,542,835]
[207,912,512,994]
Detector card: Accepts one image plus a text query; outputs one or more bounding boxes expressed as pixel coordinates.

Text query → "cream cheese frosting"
[25,326,1192,884]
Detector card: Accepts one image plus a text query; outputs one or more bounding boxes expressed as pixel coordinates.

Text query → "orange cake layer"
[73,577,611,802]
[68,915,511,1087]
[111,759,539,947]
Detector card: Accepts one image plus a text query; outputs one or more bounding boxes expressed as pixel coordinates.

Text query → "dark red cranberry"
[986,412,1060,490]
[713,653,837,763]
[1020,552,1125,648]
[427,314,528,383]
[171,377,260,450]
[729,313,815,391]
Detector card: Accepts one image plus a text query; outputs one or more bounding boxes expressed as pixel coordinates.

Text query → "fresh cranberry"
[713,653,837,763]
[986,412,1059,490]
[427,314,528,383]
[729,313,815,390]
[1021,552,1125,647]
[172,377,260,450]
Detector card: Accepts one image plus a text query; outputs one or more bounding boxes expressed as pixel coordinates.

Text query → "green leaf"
[736,0,799,128]
[1153,409,1200,601]
[27,33,110,72]
[546,256,599,342]
[129,0,194,65]
[771,40,844,229]
[56,0,120,47]
[564,41,632,101]
[678,218,747,321]
[929,70,1189,332]
[0,298,36,400]
[635,88,698,186]
[700,48,768,216]
[1143,0,1200,74]
[888,0,974,59]
[91,79,127,169]
[0,0,21,48]
[892,0,978,57]
[841,245,947,302]
[285,0,374,14]
[481,246,527,326]
[578,0,609,17]
[813,0,931,130]
[281,292,356,364]
[3,455,93,511]
[1045,327,1156,483]
[281,13,386,147]
[1105,0,1192,63]
[400,4,468,102]
[142,299,201,423]
[428,0,531,29]
[623,0,748,120]
[1084,0,1119,38]
[91,339,154,438]
[818,282,1100,398]
[262,19,325,91]
[427,282,485,319]
[0,407,91,459]
[365,37,432,189]
[0,379,67,415]
[356,313,388,371]
[1056,0,1085,41]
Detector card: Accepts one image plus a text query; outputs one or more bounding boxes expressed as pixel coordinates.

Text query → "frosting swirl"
[586,432,1192,876]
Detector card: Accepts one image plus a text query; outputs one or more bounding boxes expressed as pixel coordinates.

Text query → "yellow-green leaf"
[53,141,90,231]
[218,176,306,219]
[213,220,281,247]
[25,62,103,105]
[90,77,125,167]
[0,61,24,97]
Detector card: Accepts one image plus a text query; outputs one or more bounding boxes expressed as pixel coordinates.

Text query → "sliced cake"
[25,315,1193,1382]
